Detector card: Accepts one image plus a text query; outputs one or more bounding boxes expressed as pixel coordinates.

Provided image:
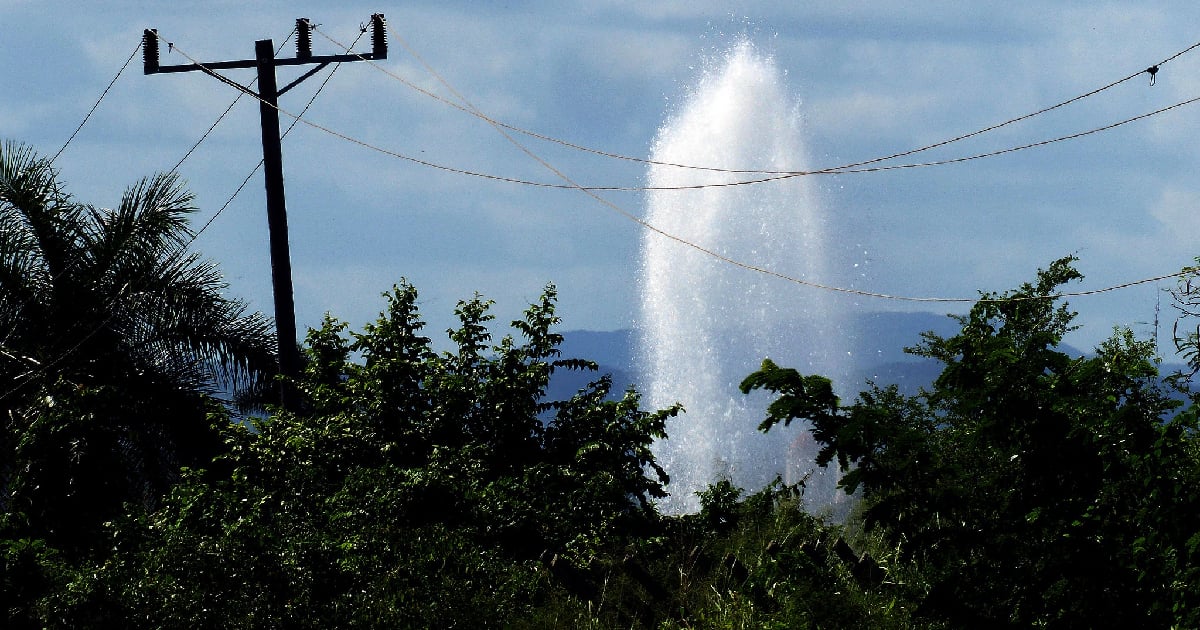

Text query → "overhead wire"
[167,28,298,243]
[149,39,595,189]
[356,27,921,301]
[5,19,1196,408]
[3,20,1196,414]
[320,25,1200,178]
[31,32,1200,200]
[193,24,1200,195]
[302,22,1193,304]
[167,86,250,176]
[138,42,1200,194]
[49,40,143,165]
[155,36,1200,304]
[4,34,290,336]
[170,27,301,179]
[818,39,1200,176]
[0,25,355,405]
[3,40,151,363]
[186,26,365,245]
[0,27,326,405]
[35,19,1190,340]
[8,20,1194,409]
[809,95,1200,175]
[13,30,345,403]
[4,42,142,367]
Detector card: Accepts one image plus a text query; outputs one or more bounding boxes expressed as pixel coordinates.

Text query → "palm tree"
[0,140,277,552]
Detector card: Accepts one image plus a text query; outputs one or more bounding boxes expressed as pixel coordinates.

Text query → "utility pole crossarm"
[144,53,387,75]
[142,14,386,411]
[141,14,386,75]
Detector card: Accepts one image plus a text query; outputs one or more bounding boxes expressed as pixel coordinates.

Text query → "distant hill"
[549,309,1195,403]
[550,312,966,400]
[549,310,1192,405]
[551,329,638,399]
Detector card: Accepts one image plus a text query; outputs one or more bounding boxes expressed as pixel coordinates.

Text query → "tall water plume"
[638,42,844,515]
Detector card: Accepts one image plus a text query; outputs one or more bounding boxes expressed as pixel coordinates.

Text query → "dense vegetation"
[742,257,1200,627]
[3,142,1199,627]
[0,141,276,561]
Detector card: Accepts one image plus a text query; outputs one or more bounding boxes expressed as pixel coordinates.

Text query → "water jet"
[638,42,846,514]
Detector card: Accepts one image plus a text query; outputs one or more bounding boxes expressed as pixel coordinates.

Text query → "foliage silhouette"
[50,282,678,628]
[0,141,275,560]
[743,256,1200,627]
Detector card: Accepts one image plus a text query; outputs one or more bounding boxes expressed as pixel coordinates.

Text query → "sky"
[5,1,1200,359]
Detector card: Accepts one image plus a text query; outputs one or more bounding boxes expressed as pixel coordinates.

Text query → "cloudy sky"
[5,1,1200,358]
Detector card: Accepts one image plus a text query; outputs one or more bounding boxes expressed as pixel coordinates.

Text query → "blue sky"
[5,1,1200,356]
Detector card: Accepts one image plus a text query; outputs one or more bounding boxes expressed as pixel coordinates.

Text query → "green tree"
[55,282,678,628]
[742,257,1200,627]
[0,141,276,555]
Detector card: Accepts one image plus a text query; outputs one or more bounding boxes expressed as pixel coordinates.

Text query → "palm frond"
[0,141,59,213]
[82,172,196,284]
[0,141,84,281]
[112,246,276,391]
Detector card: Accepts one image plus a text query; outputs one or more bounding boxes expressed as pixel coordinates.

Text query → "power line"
[323,24,1200,178]
[167,27,299,176]
[4,41,152,355]
[336,23,1195,305]
[167,82,251,175]
[5,19,1197,409]
[0,29,315,406]
[160,31,1197,305]
[186,27,365,246]
[180,25,1200,195]
[818,40,1200,176]
[144,17,388,410]
[32,31,1200,221]
[5,22,1196,407]
[2,33,292,350]
[27,27,1197,313]
[140,51,1200,195]
[170,30,299,240]
[2,33,292,339]
[812,95,1200,175]
[5,44,147,362]
[49,41,142,165]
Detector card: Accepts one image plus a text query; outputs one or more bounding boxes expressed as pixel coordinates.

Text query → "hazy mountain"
[547,311,1192,404]
[551,312,966,400]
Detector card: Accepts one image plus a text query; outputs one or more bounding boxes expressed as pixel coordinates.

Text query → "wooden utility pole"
[143,16,387,410]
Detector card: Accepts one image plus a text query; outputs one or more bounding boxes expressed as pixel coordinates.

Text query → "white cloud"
[1151,185,1200,239]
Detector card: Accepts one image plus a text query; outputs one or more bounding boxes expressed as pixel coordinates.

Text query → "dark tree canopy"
[743,256,1200,627]
[4,147,1200,629]
[0,141,276,554]
[47,282,678,628]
